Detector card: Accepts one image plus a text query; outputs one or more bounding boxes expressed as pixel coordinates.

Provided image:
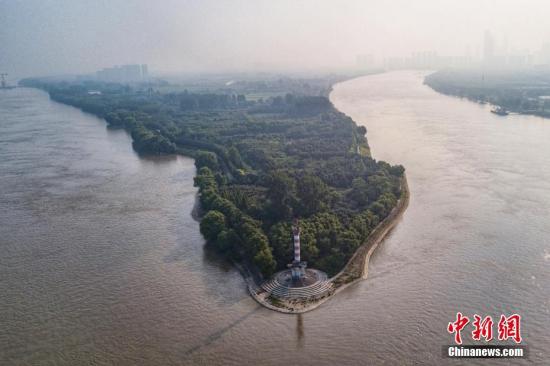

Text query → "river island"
[21,74,407,313]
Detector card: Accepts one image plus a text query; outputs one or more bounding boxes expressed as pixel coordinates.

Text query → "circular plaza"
[261,268,333,300]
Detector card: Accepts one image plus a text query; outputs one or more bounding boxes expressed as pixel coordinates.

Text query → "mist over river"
[1,72,548,365]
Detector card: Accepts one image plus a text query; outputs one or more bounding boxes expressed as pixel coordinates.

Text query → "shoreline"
[423,75,550,120]
[29,77,410,315]
[248,174,410,314]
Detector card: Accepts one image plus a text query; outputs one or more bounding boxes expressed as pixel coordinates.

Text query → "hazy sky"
[2,0,550,78]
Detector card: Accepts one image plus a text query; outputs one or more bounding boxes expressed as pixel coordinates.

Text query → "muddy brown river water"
[1,71,548,365]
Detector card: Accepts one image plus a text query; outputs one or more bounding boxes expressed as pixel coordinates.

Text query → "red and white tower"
[288,219,307,281]
[293,224,301,262]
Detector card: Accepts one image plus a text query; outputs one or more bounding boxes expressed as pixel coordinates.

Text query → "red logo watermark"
[448,313,522,345]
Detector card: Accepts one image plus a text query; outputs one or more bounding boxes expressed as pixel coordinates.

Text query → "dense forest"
[21,78,404,278]
[425,69,550,117]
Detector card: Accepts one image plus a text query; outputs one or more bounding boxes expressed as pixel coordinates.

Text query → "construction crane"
[0,73,15,89]
[1,73,7,88]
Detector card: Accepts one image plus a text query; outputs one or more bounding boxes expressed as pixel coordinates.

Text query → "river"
[1,71,548,365]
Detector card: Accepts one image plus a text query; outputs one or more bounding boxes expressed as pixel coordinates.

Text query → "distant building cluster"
[359,31,550,71]
[481,30,534,69]
[356,54,375,70]
[96,64,149,83]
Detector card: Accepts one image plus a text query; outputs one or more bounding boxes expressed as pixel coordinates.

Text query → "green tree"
[268,222,293,265]
[253,245,276,277]
[228,146,244,168]
[195,151,219,171]
[296,174,330,216]
[267,171,296,220]
[215,228,239,253]
[366,173,393,202]
[200,210,226,242]
[350,177,369,206]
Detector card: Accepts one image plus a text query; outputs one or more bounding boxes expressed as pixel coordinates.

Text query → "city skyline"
[3,1,550,77]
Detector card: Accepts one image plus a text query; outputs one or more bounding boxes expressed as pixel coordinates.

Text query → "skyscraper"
[96,64,149,82]
[483,30,495,64]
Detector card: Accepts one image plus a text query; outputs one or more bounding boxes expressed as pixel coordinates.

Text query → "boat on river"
[491,106,509,116]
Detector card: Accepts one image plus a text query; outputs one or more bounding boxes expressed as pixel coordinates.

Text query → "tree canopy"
[22,77,404,277]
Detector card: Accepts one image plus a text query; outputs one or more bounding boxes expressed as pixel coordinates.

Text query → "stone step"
[263,280,333,300]
[260,269,333,300]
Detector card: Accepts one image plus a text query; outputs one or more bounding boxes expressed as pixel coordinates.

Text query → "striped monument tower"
[288,219,307,281]
[293,224,301,262]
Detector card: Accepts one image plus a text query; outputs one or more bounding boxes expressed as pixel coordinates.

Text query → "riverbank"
[249,174,410,314]
[424,69,550,119]
[23,76,408,315]
[23,78,405,280]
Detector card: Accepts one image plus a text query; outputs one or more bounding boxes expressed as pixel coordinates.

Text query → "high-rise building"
[483,30,495,63]
[96,64,149,82]
[540,43,550,65]
[356,54,375,70]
